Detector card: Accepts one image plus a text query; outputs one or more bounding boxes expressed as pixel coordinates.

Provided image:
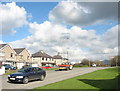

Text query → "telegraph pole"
[61,33,70,61]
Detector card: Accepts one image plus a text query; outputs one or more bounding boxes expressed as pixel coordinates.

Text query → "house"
[53,52,68,65]
[14,48,31,69]
[32,50,55,67]
[0,44,16,66]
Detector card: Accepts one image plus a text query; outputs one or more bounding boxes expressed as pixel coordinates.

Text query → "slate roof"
[53,55,63,59]
[14,48,25,54]
[32,51,52,58]
[0,44,7,49]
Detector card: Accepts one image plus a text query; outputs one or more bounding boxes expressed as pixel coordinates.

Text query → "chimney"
[57,52,60,55]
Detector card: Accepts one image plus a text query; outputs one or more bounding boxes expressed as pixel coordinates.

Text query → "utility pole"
[115,56,118,67]
[61,33,70,61]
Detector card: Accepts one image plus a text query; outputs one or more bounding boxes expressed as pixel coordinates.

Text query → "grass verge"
[43,68,59,71]
[33,67,119,90]
[4,69,19,75]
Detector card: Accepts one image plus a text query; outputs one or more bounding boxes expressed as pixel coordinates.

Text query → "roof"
[32,51,52,58]
[14,48,25,54]
[0,44,7,49]
[53,55,63,59]
[63,58,68,60]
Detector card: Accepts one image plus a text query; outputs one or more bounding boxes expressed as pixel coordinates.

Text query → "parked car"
[8,67,46,84]
[41,66,52,69]
[2,64,17,70]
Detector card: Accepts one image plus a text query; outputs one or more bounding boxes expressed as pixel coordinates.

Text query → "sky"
[0,1,119,62]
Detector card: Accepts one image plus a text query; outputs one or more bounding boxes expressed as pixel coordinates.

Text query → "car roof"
[22,67,39,69]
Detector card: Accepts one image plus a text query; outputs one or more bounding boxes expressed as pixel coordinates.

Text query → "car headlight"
[16,76,23,78]
[8,75,10,77]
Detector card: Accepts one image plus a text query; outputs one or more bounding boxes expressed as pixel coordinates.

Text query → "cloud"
[49,1,118,27]
[0,2,27,35]
[10,20,118,61]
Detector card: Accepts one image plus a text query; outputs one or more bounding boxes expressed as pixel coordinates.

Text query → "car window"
[37,68,42,71]
[30,67,37,72]
[25,68,32,72]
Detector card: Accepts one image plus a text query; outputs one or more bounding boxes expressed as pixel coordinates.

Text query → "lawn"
[43,68,59,71]
[4,69,19,75]
[33,67,119,91]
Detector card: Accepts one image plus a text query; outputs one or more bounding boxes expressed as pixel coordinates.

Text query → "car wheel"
[66,68,69,71]
[23,77,29,84]
[39,75,45,81]
[8,80,12,83]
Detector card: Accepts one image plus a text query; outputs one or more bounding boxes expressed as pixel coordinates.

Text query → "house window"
[10,53,14,58]
[27,56,29,60]
[20,55,23,59]
[42,57,44,60]
[46,58,47,61]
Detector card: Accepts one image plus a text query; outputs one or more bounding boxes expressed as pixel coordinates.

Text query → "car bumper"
[8,77,24,82]
[59,67,67,70]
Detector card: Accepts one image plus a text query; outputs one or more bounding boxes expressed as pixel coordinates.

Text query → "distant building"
[32,50,55,67]
[102,60,110,65]
[53,52,68,65]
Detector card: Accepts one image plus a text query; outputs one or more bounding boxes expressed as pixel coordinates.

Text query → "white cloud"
[10,20,118,61]
[49,1,118,27]
[0,40,4,44]
[0,2,27,35]
[4,2,117,62]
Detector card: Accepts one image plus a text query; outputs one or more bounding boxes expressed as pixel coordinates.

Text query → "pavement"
[0,67,110,90]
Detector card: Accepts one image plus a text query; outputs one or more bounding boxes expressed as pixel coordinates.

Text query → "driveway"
[1,67,109,90]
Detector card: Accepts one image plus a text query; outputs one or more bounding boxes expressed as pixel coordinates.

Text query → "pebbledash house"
[32,51,68,67]
[0,43,69,68]
[0,44,33,69]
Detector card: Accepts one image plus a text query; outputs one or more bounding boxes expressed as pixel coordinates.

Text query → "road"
[1,67,109,90]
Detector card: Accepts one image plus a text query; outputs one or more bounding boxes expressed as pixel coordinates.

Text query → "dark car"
[8,67,46,84]
[3,64,17,70]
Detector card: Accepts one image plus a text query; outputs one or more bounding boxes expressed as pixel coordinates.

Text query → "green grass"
[43,68,59,71]
[34,67,119,90]
[4,69,19,75]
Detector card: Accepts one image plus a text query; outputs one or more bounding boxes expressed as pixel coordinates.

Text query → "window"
[20,55,23,59]
[10,53,14,58]
[37,67,42,71]
[42,57,44,60]
[27,56,29,60]
[46,58,47,61]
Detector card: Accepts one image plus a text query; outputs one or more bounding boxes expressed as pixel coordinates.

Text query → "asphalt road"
[1,67,109,90]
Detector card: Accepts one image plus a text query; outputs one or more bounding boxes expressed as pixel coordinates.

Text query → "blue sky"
[2,2,58,42]
[2,2,118,42]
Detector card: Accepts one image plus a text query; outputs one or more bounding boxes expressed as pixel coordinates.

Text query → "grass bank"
[34,67,119,90]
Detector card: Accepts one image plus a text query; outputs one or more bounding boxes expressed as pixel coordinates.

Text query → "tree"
[81,59,90,66]
[110,56,120,66]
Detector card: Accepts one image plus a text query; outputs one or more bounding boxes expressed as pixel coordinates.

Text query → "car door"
[26,68,34,80]
[36,68,45,79]
[33,67,40,79]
